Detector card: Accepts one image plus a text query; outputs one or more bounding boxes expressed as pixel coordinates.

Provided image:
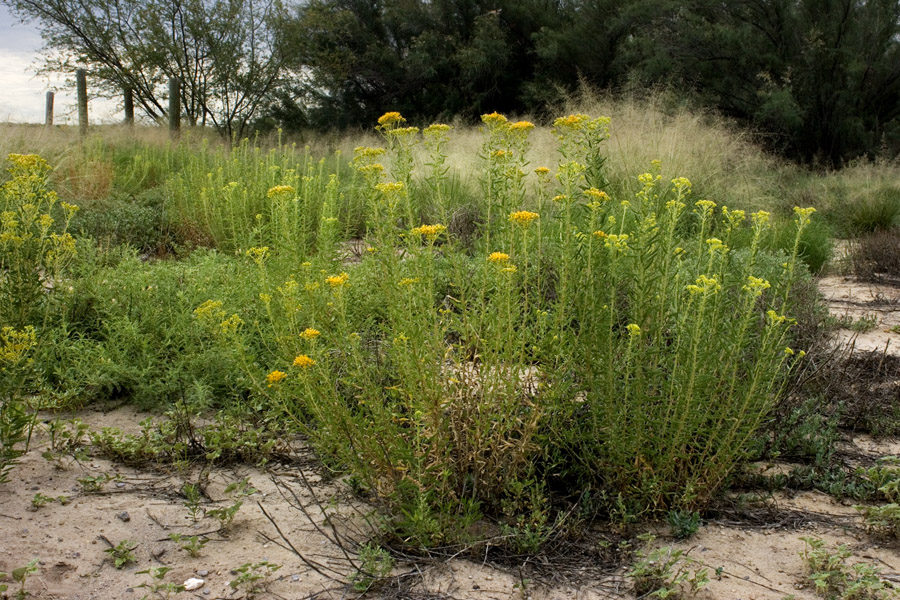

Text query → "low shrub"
[851,229,900,281]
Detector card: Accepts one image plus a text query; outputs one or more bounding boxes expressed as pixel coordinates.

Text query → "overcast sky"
[0,5,118,123]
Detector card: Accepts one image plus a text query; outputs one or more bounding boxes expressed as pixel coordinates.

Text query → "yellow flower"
[793,206,816,226]
[194,299,225,321]
[706,238,727,253]
[424,123,451,135]
[534,166,550,176]
[353,146,386,160]
[326,272,349,287]
[293,354,316,368]
[509,121,535,131]
[266,370,287,386]
[266,185,295,198]
[398,277,420,286]
[584,188,609,202]
[377,112,405,128]
[552,194,568,203]
[60,202,79,215]
[481,112,508,127]
[742,276,771,297]
[686,275,720,295]
[219,314,243,334]
[626,323,641,337]
[592,230,608,239]
[671,177,692,191]
[0,325,36,365]
[509,211,539,225]
[695,199,717,213]
[411,224,447,238]
[245,246,270,264]
[375,181,405,194]
[751,210,771,226]
[500,266,517,274]
[488,252,510,263]
[784,347,794,356]
[300,328,321,340]
[38,214,54,229]
[604,234,629,250]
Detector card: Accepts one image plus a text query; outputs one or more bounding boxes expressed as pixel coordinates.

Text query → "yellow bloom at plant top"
[266,370,287,386]
[488,252,510,263]
[481,112,508,126]
[626,323,642,337]
[509,211,539,225]
[326,272,350,287]
[245,246,269,264]
[584,188,609,201]
[509,121,535,131]
[793,206,816,226]
[300,328,321,340]
[424,123,451,135]
[534,166,550,175]
[293,354,316,368]
[411,224,447,238]
[266,185,295,198]
[377,112,405,128]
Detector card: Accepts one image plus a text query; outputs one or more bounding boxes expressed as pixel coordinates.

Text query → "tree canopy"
[7,0,900,162]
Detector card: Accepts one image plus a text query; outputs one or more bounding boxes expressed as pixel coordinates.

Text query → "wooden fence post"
[168,78,181,138]
[76,68,88,135]
[45,91,54,126]
[123,87,134,126]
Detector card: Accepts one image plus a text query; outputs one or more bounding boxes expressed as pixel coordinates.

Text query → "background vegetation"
[5,0,900,163]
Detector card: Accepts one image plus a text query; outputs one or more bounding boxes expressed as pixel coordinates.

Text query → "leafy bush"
[250,112,817,546]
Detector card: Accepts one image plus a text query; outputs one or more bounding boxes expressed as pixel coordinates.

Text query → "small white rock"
[184,578,205,591]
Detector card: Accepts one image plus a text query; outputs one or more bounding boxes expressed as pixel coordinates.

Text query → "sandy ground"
[2,276,900,599]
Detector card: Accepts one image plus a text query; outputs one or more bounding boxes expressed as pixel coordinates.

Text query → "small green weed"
[228,561,280,599]
[0,559,39,600]
[168,533,208,558]
[182,482,203,522]
[77,472,118,492]
[206,478,256,531]
[350,543,394,592]
[801,537,895,599]
[136,567,185,599]
[104,539,137,569]
[628,534,709,598]
[667,510,701,540]
[41,418,90,468]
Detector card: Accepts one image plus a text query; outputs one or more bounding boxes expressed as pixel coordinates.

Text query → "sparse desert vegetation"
[2,97,900,599]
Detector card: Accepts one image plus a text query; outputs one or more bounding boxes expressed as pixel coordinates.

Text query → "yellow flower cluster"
[534,166,550,176]
[293,354,316,368]
[509,121,535,132]
[604,233,629,250]
[424,123,451,135]
[398,277,420,286]
[706,238,727,253]
[626,323,642,337]
[793,206,816,226]
[219,314,243,335]
[742,276,771,297]
[194,299,225,321]
[686,275,721,295]
[6,153,50,175]
[671,177,692,190]
[326,272,349,287]
[695,200,717,213]
[266,370,287,386]
[411,224,447,238]
[584,188,609,202]
[509,211,539,225]
[751,210,770,226]
[245,246,270,264]
[266,185,295,198]
[488,252,510,263]
[377,112,405,128]
[300,328,321,340]
[481,112,508,126]
[375,181,405,195]
[354,146,386,160]
[0,325,36,366]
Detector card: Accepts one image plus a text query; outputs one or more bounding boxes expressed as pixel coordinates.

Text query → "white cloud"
[0,48,121,124]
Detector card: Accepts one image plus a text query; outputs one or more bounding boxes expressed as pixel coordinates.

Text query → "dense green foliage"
[8,0,900,162]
